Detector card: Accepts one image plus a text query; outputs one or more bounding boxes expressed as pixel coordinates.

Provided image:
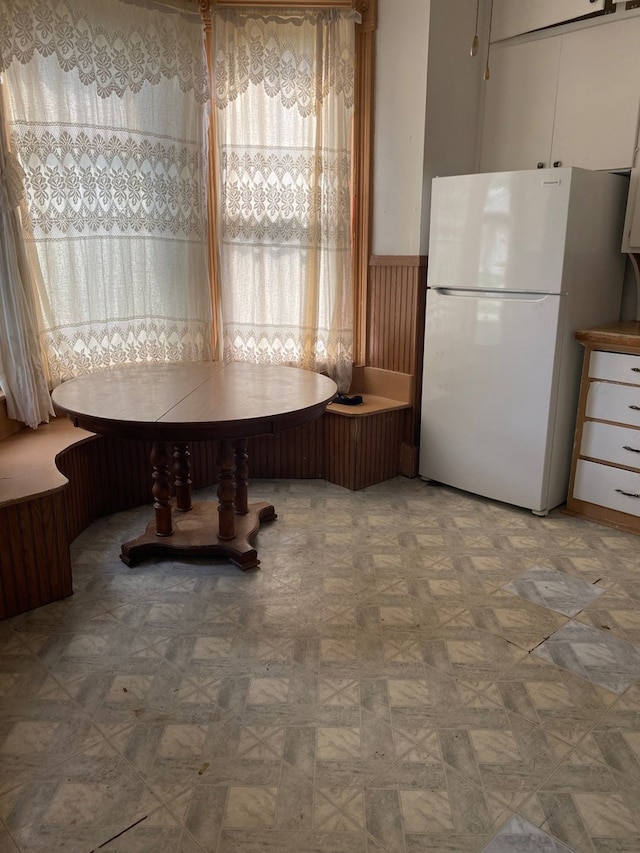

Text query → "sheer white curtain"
[0,0,212,386]
[0,83,54,428]
[211,8,357,392]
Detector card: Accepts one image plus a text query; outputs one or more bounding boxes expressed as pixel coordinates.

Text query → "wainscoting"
[367,254,428,470]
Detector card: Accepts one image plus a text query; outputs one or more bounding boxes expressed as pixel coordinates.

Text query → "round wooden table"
[52,362,337,569]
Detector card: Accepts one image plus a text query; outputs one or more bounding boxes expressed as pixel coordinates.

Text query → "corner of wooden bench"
[0,416,97,508]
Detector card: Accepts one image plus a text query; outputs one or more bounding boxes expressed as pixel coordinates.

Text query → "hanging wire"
[484,0,494,80]
[470,0,480,56]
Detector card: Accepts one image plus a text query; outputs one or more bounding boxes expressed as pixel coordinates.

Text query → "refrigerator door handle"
[433,287,553,301]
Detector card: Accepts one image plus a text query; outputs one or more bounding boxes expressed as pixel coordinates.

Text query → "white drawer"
[585,380,640,427]
[589,350,640,384]
[574,459,640,518]
[581,421,640,470]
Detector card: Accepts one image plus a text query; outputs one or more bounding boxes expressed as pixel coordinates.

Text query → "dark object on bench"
[333,394,363,406]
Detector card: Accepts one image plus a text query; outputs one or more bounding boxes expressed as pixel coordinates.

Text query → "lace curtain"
[211,8,357,392]
[0,0,212,387]
[0,83,54,427]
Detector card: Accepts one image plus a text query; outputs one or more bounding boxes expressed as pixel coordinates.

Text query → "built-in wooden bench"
[0,366,414,618]
[324,366,413,490]
[0,405,97,619]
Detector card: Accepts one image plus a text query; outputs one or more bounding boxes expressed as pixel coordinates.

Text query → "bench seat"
[327,394,410,417]
[0,366,415,617]
[0,415,97,619]
[0,417,96,508]
[324,367,413,490]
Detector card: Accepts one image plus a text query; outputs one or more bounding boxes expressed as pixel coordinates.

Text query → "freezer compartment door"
[420,287,563,512]
[428,170,571,294]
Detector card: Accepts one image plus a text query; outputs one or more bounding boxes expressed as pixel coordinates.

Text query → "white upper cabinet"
[480,38,560,173]
[480,16,640,174]
[552,19,640,172]
[491,0,605,42]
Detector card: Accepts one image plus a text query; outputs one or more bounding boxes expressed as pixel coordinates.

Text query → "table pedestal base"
[120,500,276,570]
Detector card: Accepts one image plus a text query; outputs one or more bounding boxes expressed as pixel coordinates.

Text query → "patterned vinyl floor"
[2,476,640,853]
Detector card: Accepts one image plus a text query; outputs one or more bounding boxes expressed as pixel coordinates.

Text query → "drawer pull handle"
[615,488,640,499]
[633,368,640,372]
[629,405,640,411]
[624,445,640,453]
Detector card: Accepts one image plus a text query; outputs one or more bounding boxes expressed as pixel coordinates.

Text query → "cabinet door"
[552,18,640,171]
[479,38,560,173]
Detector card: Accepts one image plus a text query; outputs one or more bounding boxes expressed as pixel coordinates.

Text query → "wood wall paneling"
[367,256,426,373]
[94,436,154,515]
[245,421,325,480]
[58,441,101,540]
[38,494,71,604]
[324,409,405,490]
[367,254,428,454]
[324,412,356,489]
[0,494,72,620]
[1,504,30,618]
[59,424,328,527]
[355,410,405,490]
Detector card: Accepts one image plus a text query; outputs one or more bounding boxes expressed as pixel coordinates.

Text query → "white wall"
[372,0,487,256]
[371,0,431,256]
[420,0,486,252]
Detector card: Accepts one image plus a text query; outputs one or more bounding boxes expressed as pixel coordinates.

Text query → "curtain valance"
[0,0,209,101]
[212,7,359,114]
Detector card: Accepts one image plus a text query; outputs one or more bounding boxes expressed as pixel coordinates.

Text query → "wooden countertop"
[575,321,640,351]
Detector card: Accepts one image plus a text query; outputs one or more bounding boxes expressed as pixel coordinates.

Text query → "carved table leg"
[121,435,277,569]
[173,443,192,512]
[217,439,236,540]
[233,438,249,515]
[151,441,172,536]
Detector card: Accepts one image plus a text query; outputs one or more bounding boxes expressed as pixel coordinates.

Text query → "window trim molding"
[199,0,376,366]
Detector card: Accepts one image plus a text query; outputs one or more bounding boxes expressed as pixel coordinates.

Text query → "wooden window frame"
[199,0,376,365]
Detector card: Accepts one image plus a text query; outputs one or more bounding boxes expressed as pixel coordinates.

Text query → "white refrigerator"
[419,167,627,515]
